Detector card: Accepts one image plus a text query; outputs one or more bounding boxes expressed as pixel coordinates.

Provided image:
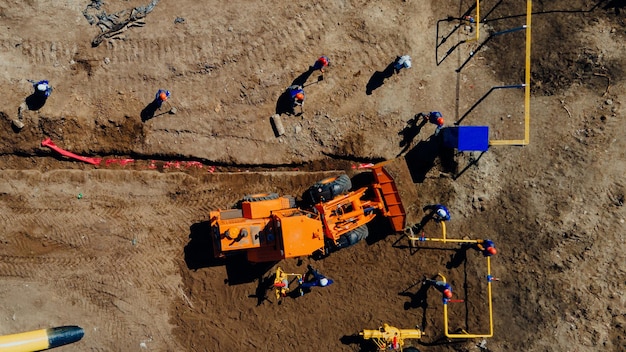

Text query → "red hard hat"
[443,289,452,298]
[436,117,444,126]
[487,247,497,255]
[159,92,168,101]
[296,93,304,101]
[319,57,327,65]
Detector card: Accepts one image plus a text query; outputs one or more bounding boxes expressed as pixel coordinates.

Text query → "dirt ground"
[0,0,625,351]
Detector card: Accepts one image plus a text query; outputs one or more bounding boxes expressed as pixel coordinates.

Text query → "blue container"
[442,126,489,152]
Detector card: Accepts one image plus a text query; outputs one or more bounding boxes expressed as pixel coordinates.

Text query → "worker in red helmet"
[154,89,170,109]
[424,279,453,300]
[422,111,444,136]
[477,239,497,257]
[312,55,330,73]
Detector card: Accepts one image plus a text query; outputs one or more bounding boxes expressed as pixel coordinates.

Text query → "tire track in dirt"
[62,276,160,349]
[4,40,80,66]
[0,254,97,278]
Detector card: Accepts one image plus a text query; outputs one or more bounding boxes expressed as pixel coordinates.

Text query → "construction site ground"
[0,0,625,351]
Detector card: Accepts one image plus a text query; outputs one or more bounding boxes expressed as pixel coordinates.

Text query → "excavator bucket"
[370,163,407,232]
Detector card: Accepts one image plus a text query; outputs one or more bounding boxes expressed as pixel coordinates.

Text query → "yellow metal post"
[475,0,480,42]
[524,0,532,144]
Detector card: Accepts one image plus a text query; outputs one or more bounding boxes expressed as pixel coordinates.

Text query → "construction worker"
[300,265,333,290]
[424,279,453,299]
[477,239,497,257]
[432,204,451,222]
[154,89,170,109]
[394,55,412,72]
[312,55,330,73]
[33,80,52,98]
[463,15,476,34]
[287,85,305,114]
[422,111,444,136]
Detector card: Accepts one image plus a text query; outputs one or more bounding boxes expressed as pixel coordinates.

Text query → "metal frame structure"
[457,0,533,146]
[404,222,497,339]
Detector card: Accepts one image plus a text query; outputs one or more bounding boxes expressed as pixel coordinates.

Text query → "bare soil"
[0,0,625,351]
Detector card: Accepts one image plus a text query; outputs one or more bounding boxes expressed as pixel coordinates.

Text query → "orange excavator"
[209,163,406,263]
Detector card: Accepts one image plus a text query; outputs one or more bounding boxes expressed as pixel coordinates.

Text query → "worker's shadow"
[140,101,160,122]
[248,274,275,306]
[403,136,441,183]
[275,90,296,116]
[446,244,471,269]
[399,283,430,332]
[339,334,378,352]
[365,62,396,95]
[397,116,428,157]
[291,67,315,87]
[403,135,457,183]
[25,93,48,111]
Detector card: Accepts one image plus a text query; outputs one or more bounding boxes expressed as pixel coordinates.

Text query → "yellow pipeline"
[465,0,481,43]
[0,326,84,352]
[476,0,480,42]
[442,258,494,338]
[488,0,532,146]
[406,221,481,245]
[524,0,532,144]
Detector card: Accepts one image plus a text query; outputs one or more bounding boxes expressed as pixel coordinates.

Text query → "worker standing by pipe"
[424,279,453,300]
[431,204,451,222]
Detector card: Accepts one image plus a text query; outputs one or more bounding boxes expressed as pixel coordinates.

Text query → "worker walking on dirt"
[312,55,330,73]
[463,15,476,34]
[287,85,305,115]
[424,279,453,300]
[420,111,445,136]
[432,204,451,222]
[300,265,333,291]
[394,55,412,73]
[154,89,170,109]
[32,80,53,98]
[476,239,497,257]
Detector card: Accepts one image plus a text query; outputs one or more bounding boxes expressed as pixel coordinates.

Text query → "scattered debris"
[174,17,185,24]
[271,114,285,137]
[84,0,161,47]
[560,100,572,118]
[12,119,24,130]
[593,72,611,96]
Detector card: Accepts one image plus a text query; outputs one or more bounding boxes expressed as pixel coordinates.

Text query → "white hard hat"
[436,209,447,218]
[319,278,329,287]
[37,83,48,91]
